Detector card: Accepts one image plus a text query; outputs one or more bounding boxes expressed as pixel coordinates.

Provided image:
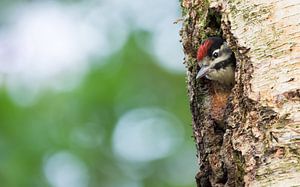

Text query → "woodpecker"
[196,37,236,86]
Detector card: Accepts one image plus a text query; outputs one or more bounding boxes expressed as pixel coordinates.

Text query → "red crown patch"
[197,39,213,62]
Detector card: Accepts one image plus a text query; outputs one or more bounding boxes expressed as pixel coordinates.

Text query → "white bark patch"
[227,0,300,186]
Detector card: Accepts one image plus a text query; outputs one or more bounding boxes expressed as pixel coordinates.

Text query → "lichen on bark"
[180,0,300,186]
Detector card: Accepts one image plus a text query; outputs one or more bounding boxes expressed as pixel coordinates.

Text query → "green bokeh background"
[0,1,196,187]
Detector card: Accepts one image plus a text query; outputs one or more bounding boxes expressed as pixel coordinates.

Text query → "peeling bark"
[180,0,300,186]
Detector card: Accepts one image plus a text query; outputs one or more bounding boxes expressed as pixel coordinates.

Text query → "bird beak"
[196,66,210,79]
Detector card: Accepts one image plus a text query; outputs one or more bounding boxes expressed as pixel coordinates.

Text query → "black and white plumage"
[196,37,236,86]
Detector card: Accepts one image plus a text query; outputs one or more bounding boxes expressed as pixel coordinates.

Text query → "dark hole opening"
[204,8,222,37]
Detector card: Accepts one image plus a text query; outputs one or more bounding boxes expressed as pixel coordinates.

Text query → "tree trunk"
[180,0,300,186]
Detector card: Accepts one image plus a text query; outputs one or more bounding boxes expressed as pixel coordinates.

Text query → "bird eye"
[213,51,219,58]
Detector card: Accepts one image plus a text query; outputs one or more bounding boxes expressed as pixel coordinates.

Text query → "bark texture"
[180,0,300,186]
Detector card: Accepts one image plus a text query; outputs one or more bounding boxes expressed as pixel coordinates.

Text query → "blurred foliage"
[0,32,195,187]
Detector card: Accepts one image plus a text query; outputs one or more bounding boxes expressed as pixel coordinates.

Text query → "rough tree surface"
[180,0,300,186]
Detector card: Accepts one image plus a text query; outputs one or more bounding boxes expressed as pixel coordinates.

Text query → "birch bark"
[180,0,300,186]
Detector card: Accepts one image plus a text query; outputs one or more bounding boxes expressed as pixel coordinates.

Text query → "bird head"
[196,37,236,85]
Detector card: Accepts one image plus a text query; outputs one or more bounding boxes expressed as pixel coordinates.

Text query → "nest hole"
[204,8,222,38]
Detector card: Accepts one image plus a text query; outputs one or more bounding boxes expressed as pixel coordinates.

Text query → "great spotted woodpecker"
[196,37,236,86]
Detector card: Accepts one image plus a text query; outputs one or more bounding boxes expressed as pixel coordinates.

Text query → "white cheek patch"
[211,52,231,67]
[210,43,232,67]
